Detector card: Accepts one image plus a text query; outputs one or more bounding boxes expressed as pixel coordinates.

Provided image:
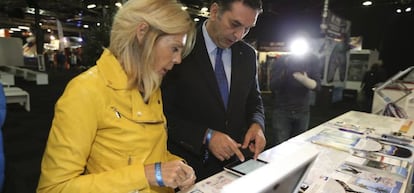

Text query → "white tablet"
[222,146,319,193]
[223,157,268,176]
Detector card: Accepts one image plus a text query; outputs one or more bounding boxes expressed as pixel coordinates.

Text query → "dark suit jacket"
[161,25,265,181]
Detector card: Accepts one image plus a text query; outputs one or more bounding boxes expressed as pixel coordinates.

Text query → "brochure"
[345,156,408,179]
[351,149,410,168]
[304,175,372,193]
[352,139,413,159]
[309,128,362,152]
[180,172,237,193]
[335,163,403,193]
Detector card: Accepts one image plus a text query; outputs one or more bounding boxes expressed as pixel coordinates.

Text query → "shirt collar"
[202,20,222,55]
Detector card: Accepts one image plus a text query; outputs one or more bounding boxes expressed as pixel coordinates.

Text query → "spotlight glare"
[87,4,96,9]
[115,2,122,8]
[362,1,372,6]
[289,38,309,56]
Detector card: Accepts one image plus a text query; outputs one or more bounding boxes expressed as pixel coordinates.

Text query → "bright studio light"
[362,1,372,6]
[87,4,96,9]
[289,37,309,56]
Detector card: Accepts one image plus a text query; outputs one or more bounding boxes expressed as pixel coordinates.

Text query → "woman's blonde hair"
[109,0,195,101]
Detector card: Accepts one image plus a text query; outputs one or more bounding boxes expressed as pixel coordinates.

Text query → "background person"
[269,51,321,146]
[37,0,196,192]
[162,0,266,181]
[360,62,388,112]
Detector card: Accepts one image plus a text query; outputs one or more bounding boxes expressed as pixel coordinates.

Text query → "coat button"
[137,111,142,116]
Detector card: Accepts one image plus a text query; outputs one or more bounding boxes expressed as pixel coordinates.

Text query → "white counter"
[180,111,414,193]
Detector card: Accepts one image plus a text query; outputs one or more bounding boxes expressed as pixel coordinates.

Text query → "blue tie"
[214,48,229,109]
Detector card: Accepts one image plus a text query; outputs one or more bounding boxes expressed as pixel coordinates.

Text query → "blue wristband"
[203,129,214,164]
[206,129,213,146]
[154,162,165,187]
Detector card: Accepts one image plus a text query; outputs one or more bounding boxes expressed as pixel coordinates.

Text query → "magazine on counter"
[351,149,410,168]
[178,172,238,193]
[309,128,362,152]
[352,139,413,160]
[344,155,409,179]
[334,163,403,193]
[305,163,403,193]
[304,175,377,193]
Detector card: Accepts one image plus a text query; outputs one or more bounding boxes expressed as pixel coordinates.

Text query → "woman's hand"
[145,160,196,189]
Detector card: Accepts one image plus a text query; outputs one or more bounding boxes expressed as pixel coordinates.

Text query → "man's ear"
[209,3,219,21]
[136,22,149,42]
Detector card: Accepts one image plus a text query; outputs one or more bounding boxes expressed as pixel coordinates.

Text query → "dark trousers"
[269,109,310,145]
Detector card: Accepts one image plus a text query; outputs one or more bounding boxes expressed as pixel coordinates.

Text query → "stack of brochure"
[306,124,413,193]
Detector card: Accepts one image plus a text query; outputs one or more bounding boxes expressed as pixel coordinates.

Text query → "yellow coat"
[37,49,180,193]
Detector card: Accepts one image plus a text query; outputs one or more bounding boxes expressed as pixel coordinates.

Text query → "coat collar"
[96,49,165,122]
[96,49,129,90]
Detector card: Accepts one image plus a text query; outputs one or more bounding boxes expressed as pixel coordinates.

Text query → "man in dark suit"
[162,0,266,181]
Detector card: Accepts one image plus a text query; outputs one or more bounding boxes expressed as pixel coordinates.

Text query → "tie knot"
[216,47,223,56]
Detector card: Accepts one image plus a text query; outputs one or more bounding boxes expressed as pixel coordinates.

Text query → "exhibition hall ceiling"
[0,0,412,39]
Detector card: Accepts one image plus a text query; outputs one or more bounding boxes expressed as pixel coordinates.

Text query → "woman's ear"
[136,22,149,42]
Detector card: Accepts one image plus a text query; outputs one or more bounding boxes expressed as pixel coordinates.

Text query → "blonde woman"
[37,0,196,192]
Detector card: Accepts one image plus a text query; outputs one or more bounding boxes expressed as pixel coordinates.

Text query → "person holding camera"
[268,52,321,146]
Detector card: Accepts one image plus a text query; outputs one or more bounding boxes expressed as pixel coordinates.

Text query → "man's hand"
[242,123,266,159]
[208,130,245,161]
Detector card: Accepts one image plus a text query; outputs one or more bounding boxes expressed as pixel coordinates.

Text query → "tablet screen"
[224,158,267,176]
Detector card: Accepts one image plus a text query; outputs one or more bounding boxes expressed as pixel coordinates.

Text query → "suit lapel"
[228,44,244,112]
